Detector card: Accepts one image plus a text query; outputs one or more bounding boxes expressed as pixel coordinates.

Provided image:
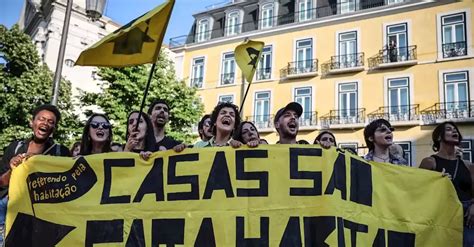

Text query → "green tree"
[0,25,81,154]
[79,51,203,144]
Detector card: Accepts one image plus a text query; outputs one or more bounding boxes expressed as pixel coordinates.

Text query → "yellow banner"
[6,146,462,246]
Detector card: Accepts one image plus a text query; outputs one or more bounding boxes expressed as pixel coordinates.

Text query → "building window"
[441,12,467,58]
[226,11,241,36]
[294,87,312,125]
[219,95,234,104]
[191,57,205,88]
[444,71,469,115]
[386,23,408,62]
[388,77,410,120]
[254,91,271,129]
[460,140,473,162]
[387,0,404,4]
[338,31,357,68]
[64,59,75,67]
[296,38,313,73]
[340,0,356,14]
[298,0,312,22]
[221,52,235,85]
[260,3,275,29]
[196,18,211,42]
[394,141,412,166]
[338,142,358,155]
[338,82,358,118]
[257,45,272,80]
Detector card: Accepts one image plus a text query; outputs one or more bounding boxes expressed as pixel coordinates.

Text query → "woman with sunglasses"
[419,122,474,246]
[363,118,407,165]
[124,111,155,153]
[314,130,337,149]
[80,113,113,155]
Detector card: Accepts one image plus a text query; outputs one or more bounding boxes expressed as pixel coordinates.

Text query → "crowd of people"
[0,100,473,245]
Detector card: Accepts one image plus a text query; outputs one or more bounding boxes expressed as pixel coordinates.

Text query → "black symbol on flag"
[110,20,155,55]
[246,47,260,69]
[5,213,75,246]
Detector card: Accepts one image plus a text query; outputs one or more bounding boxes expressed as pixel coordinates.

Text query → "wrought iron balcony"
[280,59,318,79]
[190,77,203,88]
[442,41,467,58]
[367,104,419,123]
[246,114,274,130]
[421,101,474,124]
[321,53,364,75]
[169,0,407,48]
[368,45,417,69]
[299,111,318,128]
[256,67,272,81]
[320,108,366,128]
[220,73,235,85]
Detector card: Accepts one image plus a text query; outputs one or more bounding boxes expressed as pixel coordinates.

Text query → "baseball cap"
[273,102,303,126]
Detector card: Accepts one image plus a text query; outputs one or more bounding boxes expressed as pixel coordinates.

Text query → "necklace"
[374,154,390,162]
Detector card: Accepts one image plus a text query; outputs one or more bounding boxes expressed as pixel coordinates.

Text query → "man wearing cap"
[274,102,303,144]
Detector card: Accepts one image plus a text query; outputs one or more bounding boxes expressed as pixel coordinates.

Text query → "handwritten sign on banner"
[5,145,462,246]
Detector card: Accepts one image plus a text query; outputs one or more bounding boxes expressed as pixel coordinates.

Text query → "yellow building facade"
[170,0,474,166]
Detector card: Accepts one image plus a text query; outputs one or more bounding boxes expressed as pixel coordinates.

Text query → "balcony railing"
[321,53,364,74]
[421,101,474,124]
[442,41,467,58]
[367,104,419,122]
[169,0,405,48]
[320,108,366,128]
[299,111,318,127]
[280,59,318,78]
[220,73,235,85]
[190,77,203,88]
[256,67,272,81]
[246,114,274,130]
[368,45,417,69]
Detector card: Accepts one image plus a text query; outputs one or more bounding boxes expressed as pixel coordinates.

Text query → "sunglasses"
[90,122,111,129]
[376,126,394,133]
[321,137,335,143]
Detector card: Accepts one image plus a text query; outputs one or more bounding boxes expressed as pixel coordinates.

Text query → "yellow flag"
[75,0,175,67]
[234,40,264,83]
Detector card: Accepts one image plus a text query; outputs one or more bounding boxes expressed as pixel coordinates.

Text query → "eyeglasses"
[321,137,335,143]
[376,126,394,133]
[90,122,111,129]
[203,120,212,127]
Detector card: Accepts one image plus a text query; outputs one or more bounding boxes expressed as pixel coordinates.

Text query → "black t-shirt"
[153,136,182,151]
[0,138,70,197]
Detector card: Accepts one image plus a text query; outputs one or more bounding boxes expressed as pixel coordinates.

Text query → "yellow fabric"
[75,0,175,67]
[6,145,462,246]
[234,40,265,83]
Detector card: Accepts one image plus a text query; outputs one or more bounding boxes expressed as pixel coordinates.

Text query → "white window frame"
[225,9,243,37]
[294,86,313,125]
[218,94,235,104]
[334,80,363,119]
[219,52,236,86]
[196,17,212,42]
[297,0,313,22]
[190,56,205,88]
[294,38,313,73]
[383,74,415,121]
[394,141,413,166]
[260,2,277,29]
[256,45,273,81]
[253,90,272,129]
[339,0,356,14]
[436,9,472,60]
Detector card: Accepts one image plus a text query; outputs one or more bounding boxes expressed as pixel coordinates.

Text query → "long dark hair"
[125,111,156,152]
[432,121,462,152]
[313,130,337,145]
[233,121,260,144]
[80,113,113,155]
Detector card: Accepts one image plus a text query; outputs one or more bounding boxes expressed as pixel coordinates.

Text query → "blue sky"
[0,0,218,44]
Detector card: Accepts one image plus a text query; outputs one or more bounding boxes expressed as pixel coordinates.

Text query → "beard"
[279,127,297,139]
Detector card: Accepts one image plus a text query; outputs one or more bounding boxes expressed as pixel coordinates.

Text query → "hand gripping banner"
[5,145,462,246]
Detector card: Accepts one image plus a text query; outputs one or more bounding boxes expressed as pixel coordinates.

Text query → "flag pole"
[239,76,251,118]
[134,61,157,131]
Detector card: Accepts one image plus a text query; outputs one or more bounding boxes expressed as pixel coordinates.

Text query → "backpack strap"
[14,141,25,155]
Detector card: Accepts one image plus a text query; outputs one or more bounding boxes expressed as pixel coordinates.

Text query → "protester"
[363,118,407,165]
[274,102,303,144]
[70,141,81,157]
[124,111,156,153]
[195,102,245,148]
[194,114,213,147]
[147,99,184,151]
[79,113,113,155]
[0,104,70,245]
[314,130,337,149]
[233,121,265,146]
[419,121,474,246]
